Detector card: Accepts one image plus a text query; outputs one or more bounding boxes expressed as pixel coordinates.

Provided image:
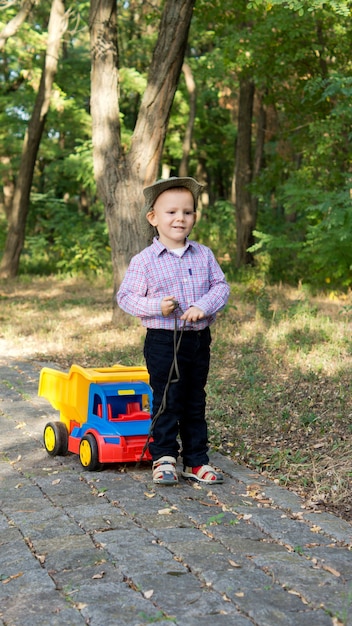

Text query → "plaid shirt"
[117,238,230,330]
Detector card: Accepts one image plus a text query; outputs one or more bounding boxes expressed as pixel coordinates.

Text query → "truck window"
[93,393,103,418]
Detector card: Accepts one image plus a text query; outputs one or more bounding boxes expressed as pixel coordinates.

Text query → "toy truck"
[38,364,153,470]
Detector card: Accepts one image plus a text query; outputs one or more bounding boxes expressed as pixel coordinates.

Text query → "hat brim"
[142,177,204,215]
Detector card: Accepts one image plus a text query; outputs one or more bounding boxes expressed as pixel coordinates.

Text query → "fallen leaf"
[291,512,304,520]
[10,455,21,464]
[234,592,244,597]
[92,571,105,579]
[310,525,322,533]
[144,589,154,599]
[228,559,241,568]
[158,508,173,515]
[2,572,23,584]
[15,422,26,429]
[322,564,341,577]
[51,479,61,485]
[36,554,46,564]
[144,492,156,498]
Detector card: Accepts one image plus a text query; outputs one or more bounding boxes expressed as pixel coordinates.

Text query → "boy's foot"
[153,456,178,485]
[182,464,224,484]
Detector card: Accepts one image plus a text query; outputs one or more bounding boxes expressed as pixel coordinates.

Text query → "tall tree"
[232,77,256,267]
[89,0,196,319]
[179,63,197,177]
[0,0,68,278]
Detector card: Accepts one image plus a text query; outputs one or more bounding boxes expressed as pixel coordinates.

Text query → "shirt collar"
[152,237,194,257]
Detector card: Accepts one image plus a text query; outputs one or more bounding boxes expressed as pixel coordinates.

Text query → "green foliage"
[1,0,352,291]
[194,200,236,275]
[22,193,111,275]
[302,181,352,288]
[248,0,352,16]
[250,68,352,288]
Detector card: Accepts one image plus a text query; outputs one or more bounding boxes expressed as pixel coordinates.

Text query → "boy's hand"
[161,296,178,317]
[180,306,205,322]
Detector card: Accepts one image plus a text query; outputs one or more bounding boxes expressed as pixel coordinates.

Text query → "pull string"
[138,313,186,465]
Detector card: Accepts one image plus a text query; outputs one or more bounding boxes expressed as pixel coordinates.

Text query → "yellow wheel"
[43,422,68,456]
[79,434,100,471]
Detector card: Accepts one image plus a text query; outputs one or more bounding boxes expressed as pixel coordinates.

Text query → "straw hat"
[141,176,204,240]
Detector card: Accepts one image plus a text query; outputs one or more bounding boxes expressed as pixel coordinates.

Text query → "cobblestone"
[1,357,352,625]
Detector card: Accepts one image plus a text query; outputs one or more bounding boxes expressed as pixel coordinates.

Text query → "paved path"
[1,357,352,626]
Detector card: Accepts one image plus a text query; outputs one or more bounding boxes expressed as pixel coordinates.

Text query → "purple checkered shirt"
[117,238,230,330]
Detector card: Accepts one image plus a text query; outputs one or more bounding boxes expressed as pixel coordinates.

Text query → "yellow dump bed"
[38,364,150,430]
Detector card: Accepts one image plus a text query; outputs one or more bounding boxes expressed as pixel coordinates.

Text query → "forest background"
[0,0,352,520]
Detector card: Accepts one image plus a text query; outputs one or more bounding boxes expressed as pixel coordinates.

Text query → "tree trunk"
[179,63,197,177]
[250,91,266,235]
[233,77,255,268]
[89,0,195,321]
[0,0,68,279]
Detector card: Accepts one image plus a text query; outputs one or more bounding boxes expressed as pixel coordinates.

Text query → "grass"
[1,273,352,520]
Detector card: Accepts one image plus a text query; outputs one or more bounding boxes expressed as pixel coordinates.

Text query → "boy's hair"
[141,176,204,241]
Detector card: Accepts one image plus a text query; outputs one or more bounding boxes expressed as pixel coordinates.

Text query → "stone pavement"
[1,358,352,626]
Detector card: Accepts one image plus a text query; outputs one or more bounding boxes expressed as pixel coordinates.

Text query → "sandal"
[152,456,178,485]
[182,464,223,484]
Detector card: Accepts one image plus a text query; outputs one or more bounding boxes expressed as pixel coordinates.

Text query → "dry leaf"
[144,589,154,599]
[51,479,61,485]
[15,422,26,429]
[92,571,105,579]
[75,603,87,610]
[322,564,341,577]
[310,525,322,533]
[2,572,23,584]
[144,492,156,498]
[228,559,241,568]
[234,592,244,598]
[158,508,172,515]
[15,483,22,489]
[10,455,21,464]
[36,554,46,564]
[288,589,301,597]
[291,512,304,520]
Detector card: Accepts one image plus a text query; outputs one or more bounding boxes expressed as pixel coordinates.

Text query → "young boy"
[117,177,230,485]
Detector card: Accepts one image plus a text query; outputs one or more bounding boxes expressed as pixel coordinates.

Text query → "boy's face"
[146,188,196,249]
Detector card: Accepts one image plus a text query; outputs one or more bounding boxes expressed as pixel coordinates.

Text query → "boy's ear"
[146,210,157,226]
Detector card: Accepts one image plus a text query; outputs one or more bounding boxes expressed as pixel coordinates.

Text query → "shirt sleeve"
[191,248,230,316]
[116,255,162,318]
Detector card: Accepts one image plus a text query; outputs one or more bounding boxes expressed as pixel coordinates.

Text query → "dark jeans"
[144,327,211,466]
